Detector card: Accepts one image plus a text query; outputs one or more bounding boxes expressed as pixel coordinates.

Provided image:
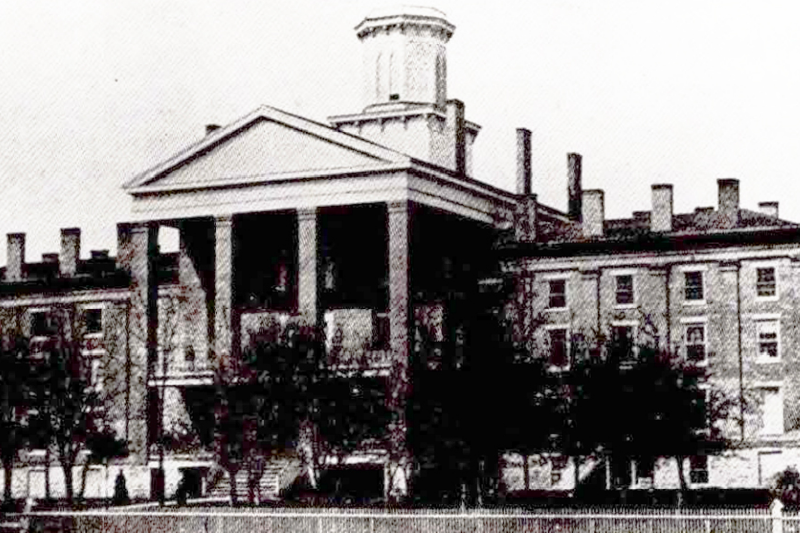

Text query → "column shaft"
[297,208,319,325]
[215,215,237,361]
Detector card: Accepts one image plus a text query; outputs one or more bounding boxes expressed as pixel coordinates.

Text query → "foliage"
[773,467,800,509]
[28,305,110,505]
[0,311,30,508]
[213,318,390,505]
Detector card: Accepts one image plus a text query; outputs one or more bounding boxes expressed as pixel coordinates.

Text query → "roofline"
[499,226,800,259]
[124,105,412,191]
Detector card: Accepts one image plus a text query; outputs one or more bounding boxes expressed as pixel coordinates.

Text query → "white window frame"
[754,263,779,301]
[545,325,570,371]
[545,275,569,311]
[681,268,706,305]
[682,318,708,366]
[611,269,637,308]
[758,383,784,436]
[754,315,781,363]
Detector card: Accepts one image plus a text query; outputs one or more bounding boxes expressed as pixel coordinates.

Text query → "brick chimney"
[446,99,466,175]
[759,201,779,218]
[60,227,80,277]
[582,189,604,237]
[651,184,673,232]
[568,153,582,221]
[516,128,532,195]
[205,124,220,135]
[6,233,25,282]
[718,178,740,228]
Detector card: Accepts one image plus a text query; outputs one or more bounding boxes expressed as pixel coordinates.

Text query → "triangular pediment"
[124,106,410,192]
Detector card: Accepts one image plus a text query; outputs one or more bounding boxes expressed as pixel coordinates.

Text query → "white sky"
[0,0,798,264]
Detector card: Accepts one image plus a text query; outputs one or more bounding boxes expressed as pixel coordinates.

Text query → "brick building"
[0,6,798,502]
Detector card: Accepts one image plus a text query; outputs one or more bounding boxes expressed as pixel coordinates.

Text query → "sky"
[0,0,798,264]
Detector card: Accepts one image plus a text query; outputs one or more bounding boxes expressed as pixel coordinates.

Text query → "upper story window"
[756,320,780,361]
[756,267,777,299]
[83,308,102,335]
[548,279,567,309]
[684,323,707,365]
[615,275,635,306]
[547,327,569,370]
[30,311,54,338]
[684,271,704,302]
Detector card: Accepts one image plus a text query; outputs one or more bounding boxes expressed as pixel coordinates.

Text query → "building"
[501,162,800,492]
[0,5,797,502]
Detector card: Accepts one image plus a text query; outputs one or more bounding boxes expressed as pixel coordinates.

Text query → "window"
[684,323,707,364]
[762,387,783,435]
[83,308,102,334]
[615,275,635,305]
[548,328,569,370]
[689,455,708,484]
[31,311,54,337]
[684,271,704,301]
[548,279,567,309]
[611,325,636,362]
[756,320,780,361]
[756,267,777,298]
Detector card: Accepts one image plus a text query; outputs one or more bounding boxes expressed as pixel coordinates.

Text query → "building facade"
[0,6,798,501]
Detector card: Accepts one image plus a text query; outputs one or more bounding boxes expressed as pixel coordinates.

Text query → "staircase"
[208,457,301,501]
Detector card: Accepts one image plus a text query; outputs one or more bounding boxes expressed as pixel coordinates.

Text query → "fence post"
[772,498,784,533]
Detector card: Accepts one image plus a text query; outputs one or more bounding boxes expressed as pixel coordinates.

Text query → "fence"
[5,505,799,533]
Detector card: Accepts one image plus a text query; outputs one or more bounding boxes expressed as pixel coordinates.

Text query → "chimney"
[206,124,220,135]
[6,233,25,282]
[116,223,134,273]
[651,184,674,232]
[60,227,80,277]
[568,153,582,221]
[516,128,532,195]
[515,194,538,242]
[582,189,604,237]
[759,201,779,218]
[718,178,740,227]
[446,99,466,175]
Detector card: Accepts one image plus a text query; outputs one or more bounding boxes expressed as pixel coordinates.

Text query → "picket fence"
[6,504,800,533]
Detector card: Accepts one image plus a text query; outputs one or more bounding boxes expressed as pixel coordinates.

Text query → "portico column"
[126,222,158,463]
[214,215,238,361]
[386,200,411,498]
[297,208,319,325]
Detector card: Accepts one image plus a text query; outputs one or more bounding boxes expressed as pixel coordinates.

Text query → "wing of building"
[1,6,797,503]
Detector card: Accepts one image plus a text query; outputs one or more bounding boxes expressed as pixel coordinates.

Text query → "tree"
[0,310,30,509]
[407,278,554,506]
[78,429,128,504]
[29,305,107,506]
[561,336,737,503]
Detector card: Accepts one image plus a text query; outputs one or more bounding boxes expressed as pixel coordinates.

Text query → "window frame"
[545,325,570,371]
[683,269,706,304]
[546,278,568,310]
[682,319,708,366]
[755,317,781,363]
[755,265,778,301]
[614,273,636,308]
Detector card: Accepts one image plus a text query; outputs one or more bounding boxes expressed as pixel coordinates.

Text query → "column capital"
[297,207,318,222]
[719,260,740,272]
[215,214,234,227]
[387,200,410,215]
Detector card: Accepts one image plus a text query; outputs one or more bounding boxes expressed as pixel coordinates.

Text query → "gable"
[151,118,397,188]
[125,106,412,192]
